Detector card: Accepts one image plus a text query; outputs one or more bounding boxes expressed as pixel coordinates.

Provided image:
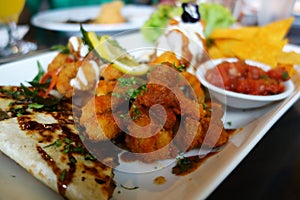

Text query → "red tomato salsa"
[205,60,290,95]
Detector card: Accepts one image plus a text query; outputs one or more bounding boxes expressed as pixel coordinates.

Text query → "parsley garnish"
[80,24,94,51]
[174,64,185,72]
[50,45,70,54]
[31,61,45,83]
[111,92,121,98]
[175,155,193,173]
[20,83,60,108]
[28,102,44,109]
[43,139,63,149]
[85,153,96,161]
[10,106,27,117]
[131,104,141,120]
[118,77,137,87]
[70,157,77,164]
[260,75,269,79]
[60,169,67,181]
[282,71,289,80]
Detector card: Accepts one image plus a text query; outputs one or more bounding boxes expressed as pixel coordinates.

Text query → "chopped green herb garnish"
[20,83,60,108]
[175,64,185,72]
[70,157,77,164]
[0,88,23,100]
[118,77,137,87]
[80,24,94,51]
[43,139,62,149]
[176,156,192,173]
[62,144,70,154]
[28,103,44,109]
[51,44,70,54]
[64,138,72,144]
[112,92,121,98]
[260,75,269,79]
[119,113,127,119]
[60,169,67,181]
[31,61,45,83]
[131,104,141,120]
[10,106,27,117]
[85,153,96,161]
[128,84,147,100]
[282,71,289,80]
[72,145,85,154]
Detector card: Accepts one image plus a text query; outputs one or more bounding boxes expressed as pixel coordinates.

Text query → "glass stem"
[6,20,20,54]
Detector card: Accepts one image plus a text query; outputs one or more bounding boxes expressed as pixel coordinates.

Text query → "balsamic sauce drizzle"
[17,112,113,196]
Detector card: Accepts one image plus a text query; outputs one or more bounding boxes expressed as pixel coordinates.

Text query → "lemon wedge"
[87,33,149,75]
[87,31,101,48]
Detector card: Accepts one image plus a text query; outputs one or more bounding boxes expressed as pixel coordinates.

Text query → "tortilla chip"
[209,26,258,40]
[256,17,294,43]
[277,63,297,77]
[208,17,297,68]
[208,45,225,59]
[277,51,300,65]
[231,39,287,67]
[213,39,238,57]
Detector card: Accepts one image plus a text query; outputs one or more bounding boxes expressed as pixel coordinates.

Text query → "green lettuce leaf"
[141,3,236,42]
[199,3,236,37]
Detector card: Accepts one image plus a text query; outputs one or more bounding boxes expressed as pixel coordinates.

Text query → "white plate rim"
[0,33,300,200]
[31,4,154,33]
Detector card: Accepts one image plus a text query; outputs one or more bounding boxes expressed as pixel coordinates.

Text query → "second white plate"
[31,4,154,33]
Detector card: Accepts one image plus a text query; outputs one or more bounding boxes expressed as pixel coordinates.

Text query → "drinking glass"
[205,0,239,13]
[0,0,37,57]
[257,0,296,25]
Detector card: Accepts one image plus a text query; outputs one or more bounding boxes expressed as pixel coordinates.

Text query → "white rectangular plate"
[0,33,300,200]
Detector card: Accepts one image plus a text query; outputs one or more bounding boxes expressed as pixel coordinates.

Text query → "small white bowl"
[195,58,295,109]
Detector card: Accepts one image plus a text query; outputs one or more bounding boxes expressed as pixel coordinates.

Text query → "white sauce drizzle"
[70,60,100,90]
[69,36,89,58]
[69,36,80,52]
[155,17,205,72]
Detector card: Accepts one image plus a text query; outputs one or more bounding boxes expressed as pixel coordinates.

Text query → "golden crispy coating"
[136,83,179,109]
[96,80,116,96]
[125,106,176,163]
[56,62,77,98]
[180,71,205,104]
[78,54,229,162]
[174,117,202,151]
[97,112,122,140]
[200,103,229,147]
[125,129,176,163]
[80,97,122,141]
[174,103,229,150]
[147,63,180,88]
[47,53,70,72]
[101,64,124,81]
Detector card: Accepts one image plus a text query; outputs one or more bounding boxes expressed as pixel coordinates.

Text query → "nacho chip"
[209,26,258,40]
[232,39,287,67]
[208,45,225,58]
[208,17,296,68]
[277,63,297,77]
[256,17,294,43]
[277,51,300,65]
[213,39,238,57]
